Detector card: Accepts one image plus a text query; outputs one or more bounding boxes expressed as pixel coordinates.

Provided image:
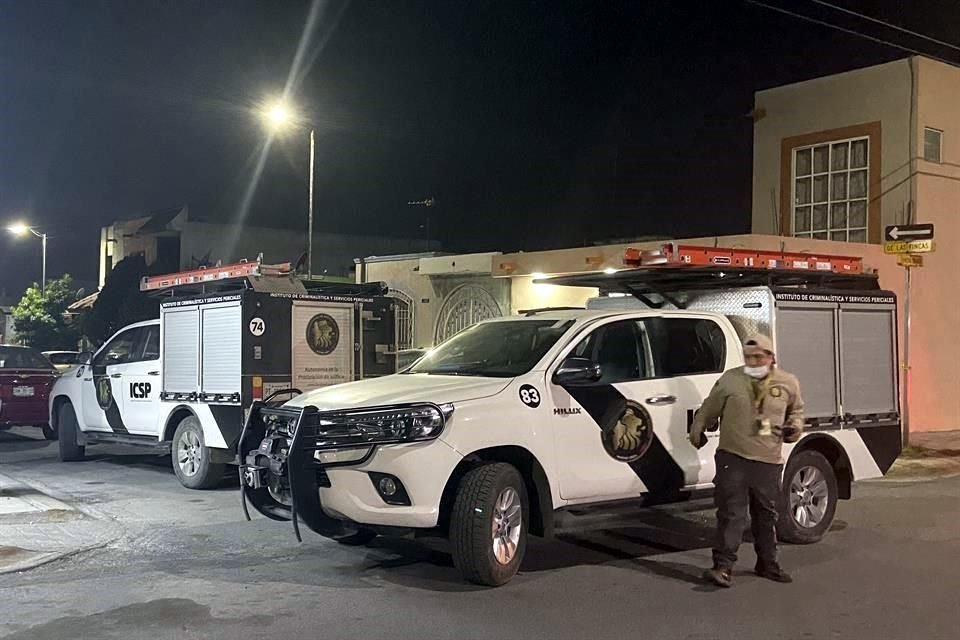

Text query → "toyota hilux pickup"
[240,261,902,586]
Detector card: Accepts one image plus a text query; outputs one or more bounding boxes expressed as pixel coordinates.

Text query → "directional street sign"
[885,223,934,241]
[897,254,924,268]
[884,224,936,255]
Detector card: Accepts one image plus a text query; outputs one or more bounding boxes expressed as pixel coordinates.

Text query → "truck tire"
[42,422,58,441]
[171,417,226,490]
[450,462,528,587]
[777,450,838,544]
[57,402,85,462]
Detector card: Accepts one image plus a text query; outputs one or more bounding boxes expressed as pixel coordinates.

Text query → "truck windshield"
[407,319,574,378]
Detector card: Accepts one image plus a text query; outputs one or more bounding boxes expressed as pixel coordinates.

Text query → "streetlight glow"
[263,101,295,131]
[6,222,28,236]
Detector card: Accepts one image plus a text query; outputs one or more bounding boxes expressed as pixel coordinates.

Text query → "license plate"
[13,386,34,397]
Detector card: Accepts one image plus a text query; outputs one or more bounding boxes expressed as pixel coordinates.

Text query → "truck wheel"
[172,417,226,490]
[57,402,85,461]
[42,422,58,441]
[450,462,528,587]
[777,450,838,544]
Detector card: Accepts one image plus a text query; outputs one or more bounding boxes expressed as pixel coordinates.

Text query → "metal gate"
[434,284,502,344]
[390,290,415,350]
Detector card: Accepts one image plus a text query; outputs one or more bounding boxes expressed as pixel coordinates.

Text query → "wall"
[752,59,913,238]
[907,58,960,431]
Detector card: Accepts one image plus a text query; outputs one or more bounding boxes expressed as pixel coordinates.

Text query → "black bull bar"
[238,395,449,541]
[238,399,348,541]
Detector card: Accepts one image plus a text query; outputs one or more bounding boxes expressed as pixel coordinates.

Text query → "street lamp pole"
[41,231,47,296]
[308,127,315,280]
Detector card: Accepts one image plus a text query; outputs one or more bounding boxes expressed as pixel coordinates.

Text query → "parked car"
[43,350,83,373]
[0,345,59,439]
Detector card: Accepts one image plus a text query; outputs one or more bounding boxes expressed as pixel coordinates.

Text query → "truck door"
[639,316,727,487]
[119,324,162,436]
[549,318,686,502]
[82,326,147,434]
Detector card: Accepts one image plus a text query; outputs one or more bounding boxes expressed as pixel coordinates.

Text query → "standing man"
[690,334,804,588]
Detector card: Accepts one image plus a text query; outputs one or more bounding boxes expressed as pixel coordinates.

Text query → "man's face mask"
[744,365,770,379]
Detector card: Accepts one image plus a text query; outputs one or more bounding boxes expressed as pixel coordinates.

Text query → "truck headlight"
[308,403,454,450]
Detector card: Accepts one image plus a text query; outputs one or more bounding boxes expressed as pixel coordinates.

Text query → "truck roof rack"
[539,244,880,309]
[141,255,389,298]
[518,306,585,316]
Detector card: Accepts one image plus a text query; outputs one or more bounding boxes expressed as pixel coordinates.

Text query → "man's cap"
[743,334,775,356]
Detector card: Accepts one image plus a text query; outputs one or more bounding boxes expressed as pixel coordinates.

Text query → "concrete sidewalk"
[0,472,121,574]
[886,429,960,480]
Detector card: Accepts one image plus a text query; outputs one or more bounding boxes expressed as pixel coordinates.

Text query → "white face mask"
[744,365,770,379]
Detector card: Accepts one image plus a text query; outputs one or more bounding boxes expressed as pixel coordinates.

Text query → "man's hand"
[780,424,802,443]
[689,431,706,449]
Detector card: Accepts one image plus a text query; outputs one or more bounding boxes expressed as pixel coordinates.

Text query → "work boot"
[754,563,793,583]
[703,566,732,588]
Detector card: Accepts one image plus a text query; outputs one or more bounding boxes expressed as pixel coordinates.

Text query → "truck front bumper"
[238,401,460,540]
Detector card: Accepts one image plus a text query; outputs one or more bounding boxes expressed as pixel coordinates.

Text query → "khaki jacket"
[691,366,805,465]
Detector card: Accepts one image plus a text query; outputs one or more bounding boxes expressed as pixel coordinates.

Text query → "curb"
[0,540,111,576]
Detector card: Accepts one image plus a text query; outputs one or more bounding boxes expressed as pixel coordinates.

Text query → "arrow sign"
[885,223,934,241]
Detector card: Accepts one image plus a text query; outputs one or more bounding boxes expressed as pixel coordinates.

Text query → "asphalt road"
[1,427,958,640]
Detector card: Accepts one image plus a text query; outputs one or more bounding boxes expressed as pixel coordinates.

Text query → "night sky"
[1,0,957,298]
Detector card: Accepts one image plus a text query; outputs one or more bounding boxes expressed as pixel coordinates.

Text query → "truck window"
[140,326,160,361]
[571,319,647,384]
[407,319,574,378]
[643,317,726,377]
[94,328,146,367]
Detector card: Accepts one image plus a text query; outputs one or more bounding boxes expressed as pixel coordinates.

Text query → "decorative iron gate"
[434,284,502,344]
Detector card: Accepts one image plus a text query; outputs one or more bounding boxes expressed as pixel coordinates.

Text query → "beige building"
[752,56,959,432]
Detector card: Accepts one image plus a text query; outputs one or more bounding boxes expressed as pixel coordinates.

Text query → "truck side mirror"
[552,356,602,387]
[78,351,93,365]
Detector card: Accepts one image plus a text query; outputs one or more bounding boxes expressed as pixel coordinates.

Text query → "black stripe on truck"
[565,384,686,502]
[855,423,903,474]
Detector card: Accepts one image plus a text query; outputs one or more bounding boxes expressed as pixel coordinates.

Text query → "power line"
[809,0,960,55]
[744,0,960,70]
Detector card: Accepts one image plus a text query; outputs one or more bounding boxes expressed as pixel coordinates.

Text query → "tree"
[83,254,160,346]
[12,275,82,349]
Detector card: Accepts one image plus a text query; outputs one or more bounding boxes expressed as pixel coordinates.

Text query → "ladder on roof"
[140,256,292,292]
[624,243,864,274]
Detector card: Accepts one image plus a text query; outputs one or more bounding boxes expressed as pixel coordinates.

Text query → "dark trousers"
[712,450,782,570]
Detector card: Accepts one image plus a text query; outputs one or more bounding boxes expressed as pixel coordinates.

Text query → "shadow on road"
[0,430,48,451]
[363,506,717,592]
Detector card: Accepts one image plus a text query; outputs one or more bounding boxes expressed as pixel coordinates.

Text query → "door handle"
[110,373,122,379]
[645,394,677,406]
[148,371,160,376]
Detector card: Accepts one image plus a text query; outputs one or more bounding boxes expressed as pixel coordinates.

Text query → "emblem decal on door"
[96,376,113,410]
[306,314,340,355]
[602,401,654,462]
[518,384,541,408]
[553,407,582,416]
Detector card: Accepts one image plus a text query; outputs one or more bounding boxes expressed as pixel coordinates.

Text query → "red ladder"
[140,259,292,291]
[624,243,864,274]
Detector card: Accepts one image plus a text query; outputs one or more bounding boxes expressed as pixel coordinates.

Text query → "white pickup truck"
[240,264,902,586]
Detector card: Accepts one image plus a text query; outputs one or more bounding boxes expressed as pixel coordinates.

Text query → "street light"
[6,222,47,295]
[259,99,317,279]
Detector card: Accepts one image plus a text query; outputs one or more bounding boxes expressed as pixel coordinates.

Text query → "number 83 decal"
[519,384,541,408]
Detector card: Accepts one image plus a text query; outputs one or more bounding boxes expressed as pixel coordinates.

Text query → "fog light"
[378,477,398,496]
[369,472,410,506]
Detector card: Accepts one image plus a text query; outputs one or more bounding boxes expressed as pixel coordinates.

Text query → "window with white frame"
[924,127,942,163]
[792,137,869,243]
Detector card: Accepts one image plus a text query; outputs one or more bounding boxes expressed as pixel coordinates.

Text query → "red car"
[0,345,59,440]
